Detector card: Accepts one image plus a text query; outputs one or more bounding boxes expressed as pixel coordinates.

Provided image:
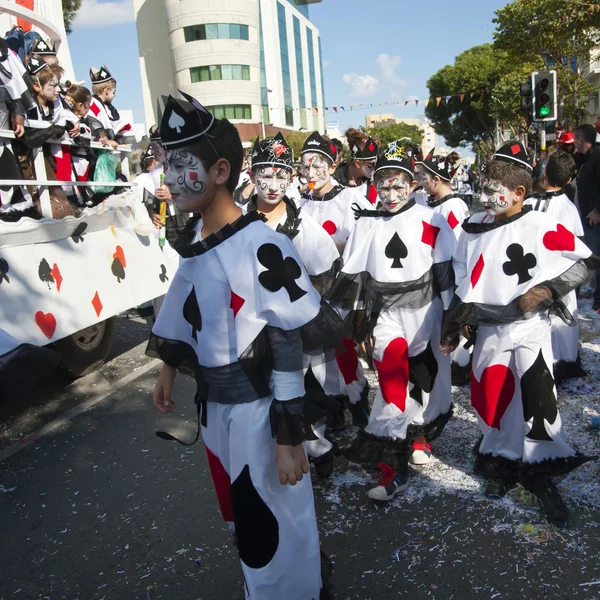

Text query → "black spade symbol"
[0,258,9,284]
[385,232,408,269]
[257,243,307,303]
[71,222,88,243]
[111,257,125,283]
[502,243,537,285]
[159,264,169,283]
[38,258,54,288]
[521,350,558,442]
[230,465,279,569]
[183,286,202,342]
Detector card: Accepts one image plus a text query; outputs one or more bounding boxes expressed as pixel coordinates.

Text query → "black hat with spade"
[90,65,114,85]
[251,133,293,171]
[301,131,337,163]
[374,140,415,179]
[159,90,215,149]
[27,55,49,76]
[492,141,533,172]
[350,137,379,161]
[421,147,459,182]
[31,37,56,56]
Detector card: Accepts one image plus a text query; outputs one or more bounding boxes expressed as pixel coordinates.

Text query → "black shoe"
[330,399,347,431]
[451,362,471,387]
[483,478,509,498]
[313,449,335,479]
[348,384,370,428]
[524,479,570,527]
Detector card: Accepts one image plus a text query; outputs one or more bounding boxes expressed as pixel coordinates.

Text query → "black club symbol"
[502,243,537,285]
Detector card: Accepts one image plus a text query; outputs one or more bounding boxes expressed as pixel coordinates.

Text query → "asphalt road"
[1,315,600,600]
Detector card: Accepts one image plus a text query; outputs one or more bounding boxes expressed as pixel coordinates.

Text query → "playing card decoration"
[408,342,439,406]
[502,243,537,284]
[251,133,293,170]
[521,350,557,442]
[31,38,56,56]
[257,243,307,303]
[385,233,408,268]
[159,264,169,283]
[543,225,575,253]
[35,311,57,339]
[111,246,126,283]
[492,141,533,172]
[183,286,202,342]
[421,148,459,182]
[160,91,215,149]
[71,222,87,243]
[91,291,103,317]
[90,65,113,84]
[0,258,9,284]
[374,141,415,178]
[27,55,48,76]
[374,337,410,412]
[471,364,515,430]
[350,137,379,160]
[38,259,53,288]
[301,131,336,163]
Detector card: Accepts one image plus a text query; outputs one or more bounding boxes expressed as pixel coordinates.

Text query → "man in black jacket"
[574,124,600,310]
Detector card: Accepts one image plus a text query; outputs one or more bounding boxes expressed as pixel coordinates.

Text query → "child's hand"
[152,214,163,229]
[276,443,309,486]
[156,185,171,201]
[12,115,24,137]
[515,286,552,313]
[69,124,80,138]
[153,364,176,413]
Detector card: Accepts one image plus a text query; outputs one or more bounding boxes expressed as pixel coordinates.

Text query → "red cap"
[560,131,574,145]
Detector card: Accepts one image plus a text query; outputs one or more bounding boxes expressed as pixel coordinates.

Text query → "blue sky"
[68,0,511,142]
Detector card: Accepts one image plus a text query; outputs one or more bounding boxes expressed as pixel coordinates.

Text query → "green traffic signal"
[539,106,550,117]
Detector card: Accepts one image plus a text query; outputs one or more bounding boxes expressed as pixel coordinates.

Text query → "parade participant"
[526,151,586,380]
[330,141,456,500]
[421,148,468,239]
[147,91,341,598]
[445,141,594,526]
[29,37,58,66]
[87,65,133,146]
[334,128,379,200]
[299,131,371,426]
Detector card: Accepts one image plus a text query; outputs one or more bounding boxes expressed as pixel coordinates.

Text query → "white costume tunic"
[427,194,469,240]
[330,200,456,447]
[147,211,342,600]
[452,208,592,466]
[87,96,132,141]
[410,187,429,207]
[525,192,584,363]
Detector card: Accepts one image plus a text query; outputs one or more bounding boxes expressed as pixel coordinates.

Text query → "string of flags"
[266,91,487,114]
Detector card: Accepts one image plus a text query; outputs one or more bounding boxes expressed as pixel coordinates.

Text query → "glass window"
[217,23,230,38]
[206,105,251,120]
[225,106,235,119]
[209,65,221,80]
[230,24,241,39]
[205,23,218,39]
[240,25,249,40]
[242,65,250,80]
[221,65,233,80]
[232,65,242,80]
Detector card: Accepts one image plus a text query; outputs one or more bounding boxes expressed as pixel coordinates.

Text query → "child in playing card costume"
[146,92,341,599]
[525,151,586,381]
[244,133,347,478]
[329,141,456,501]
[298,131,372,429]
[444,141,595,526]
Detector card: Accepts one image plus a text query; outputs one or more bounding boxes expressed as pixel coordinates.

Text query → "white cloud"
[322,59,333,69]
[376,54,401,80]
[72,0,134,29]
[342,73,380,98]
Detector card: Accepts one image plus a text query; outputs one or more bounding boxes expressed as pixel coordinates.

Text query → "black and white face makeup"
[301,152,332,192]
[254,166,292,205]
[150,141,167,164]
[163,149,208,212]
[480,177,512,216]
[376,171,412,213]
[354,158,376,179]
[421,169,437,194]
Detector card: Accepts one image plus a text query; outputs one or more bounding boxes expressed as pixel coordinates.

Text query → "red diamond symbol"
[230,291,245,317]
[421,221,440,248]
[367,184,378,204]
[92,291,103,317]
[510,144,521,155]
[447,211,460,230]
[470,254,485,288]
[368,143,375,152]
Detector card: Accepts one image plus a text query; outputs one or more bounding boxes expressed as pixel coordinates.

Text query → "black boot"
[329,395,347,431]
[451,361,471,387]
[347,383,370,428]
[519,465,570,527]
[320,550,333,599]
[474,449,518,498]
[313,447,336,479]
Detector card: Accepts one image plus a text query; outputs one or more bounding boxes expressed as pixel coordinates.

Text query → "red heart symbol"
[322,220,338,235]
[335,338,359,385]
[35,311,57,339]
[373,337,409,411]
[113,245,126,268]
[543,224,575,252]
[471,365,515,429]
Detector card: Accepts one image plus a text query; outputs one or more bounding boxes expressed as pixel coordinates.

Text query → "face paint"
[421,169,437,194]
[414,165,424,186]
[301,152,332,191]
[355,158,376,179]
[480,177,512,216]
[376,172,411,213]
[164,149,208,212]
[150,141,167,164]
[41,79,59,102]
[255,166,292,205]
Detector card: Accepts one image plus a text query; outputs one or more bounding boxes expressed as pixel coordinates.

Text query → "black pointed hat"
[31,37,56,56]
[251,133,293,170]
[492,141,533,172]
[421,147,459,182]
[90,65,113,85]
[27,55,49,76]
[149,125,161,142]
[374,140,415,179]
[301,131,337,163]
[159,90,215,149]
[350,137,379,160]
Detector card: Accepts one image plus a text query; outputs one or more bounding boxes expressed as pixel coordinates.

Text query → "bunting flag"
[404,100,409,106]
[415,100,419,106]
[341,107,345,111]
[436,97,442,106]
[460,93,465,102]
[333,107,338,113]
[445,95,451,104]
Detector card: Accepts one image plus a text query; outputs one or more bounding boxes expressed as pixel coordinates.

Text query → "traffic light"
[532,70,557,122]
[520,76,533,116]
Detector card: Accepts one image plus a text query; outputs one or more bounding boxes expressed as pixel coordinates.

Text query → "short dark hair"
[187,118,243,194]
[545,151,576,188]
[574,124,596,145]
[483,159,532,197]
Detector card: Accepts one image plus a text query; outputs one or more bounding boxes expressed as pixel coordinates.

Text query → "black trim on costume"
[462,205,533,234]
[300,184,345,203]
[246,195,302,240]
[427,194,465,208]
[93,94,121,122]
[352,199,415,220]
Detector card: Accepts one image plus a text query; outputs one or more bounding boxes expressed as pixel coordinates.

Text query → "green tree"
[63,0,82,34]
[364,122,423,148]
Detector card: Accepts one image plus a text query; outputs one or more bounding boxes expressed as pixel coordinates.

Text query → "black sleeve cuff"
[269,397,306,446]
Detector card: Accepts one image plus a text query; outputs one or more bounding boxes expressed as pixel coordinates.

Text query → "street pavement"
[1,312,600,600]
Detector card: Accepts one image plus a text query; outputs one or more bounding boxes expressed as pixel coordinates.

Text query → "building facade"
[133,0,326,139]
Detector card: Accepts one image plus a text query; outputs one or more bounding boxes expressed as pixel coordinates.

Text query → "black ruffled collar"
[533,189,565,201]
[462,205,533,233]
[246,195,302,240]
[352,199,416,220]
[93,94,120,121]
[427,193,463,208]
[301,184,344,203]
[173,210,264,258]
